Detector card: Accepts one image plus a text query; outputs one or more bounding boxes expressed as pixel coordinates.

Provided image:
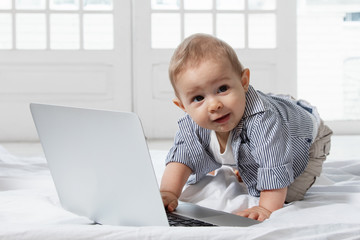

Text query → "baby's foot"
[234,170,242,182]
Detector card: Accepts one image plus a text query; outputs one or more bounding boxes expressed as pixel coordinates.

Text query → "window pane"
[343,58,360,119]
[50,0,79,10]
[297,0,360,121]
[16,0,45,10]
[248,14,276,48]
[0,14,12,49]
[217,14,245,48]
[248,0,276,10]
[83,14,113,49]
[184,13,213,38]
[0,0,12,9]
[216,0,244,10]
[16,13,46,49]
[50,14,79,49]
[151,13,180,48]
[184,0,212,10]
[83,0,113,11]
[151,0,179,10]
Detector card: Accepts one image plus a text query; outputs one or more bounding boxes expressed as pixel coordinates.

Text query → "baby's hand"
[160,191,178,212]
[235,206,272,221]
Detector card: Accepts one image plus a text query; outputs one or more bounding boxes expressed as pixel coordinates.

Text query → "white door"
[133,0,297,139]
[0,0,132,141]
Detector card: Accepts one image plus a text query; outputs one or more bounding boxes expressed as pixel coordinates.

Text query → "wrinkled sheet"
[1,145,360,240]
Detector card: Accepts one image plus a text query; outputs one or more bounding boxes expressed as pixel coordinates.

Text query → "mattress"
[0,145,360,239]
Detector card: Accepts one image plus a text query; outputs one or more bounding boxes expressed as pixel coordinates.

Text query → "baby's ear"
[173,97,186,112]
[241,68,250,92]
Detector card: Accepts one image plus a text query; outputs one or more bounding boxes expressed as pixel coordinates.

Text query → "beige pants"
[285,120,333,203]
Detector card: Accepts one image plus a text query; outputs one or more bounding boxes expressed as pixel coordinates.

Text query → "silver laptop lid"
[30,103,168,226]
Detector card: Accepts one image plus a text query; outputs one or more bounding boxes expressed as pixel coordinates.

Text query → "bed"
[1,137,360,240]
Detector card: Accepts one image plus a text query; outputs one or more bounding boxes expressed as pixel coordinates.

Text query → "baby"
[160,33,332,221]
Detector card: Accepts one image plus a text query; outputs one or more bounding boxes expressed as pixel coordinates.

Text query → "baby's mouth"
[214,113,230,124]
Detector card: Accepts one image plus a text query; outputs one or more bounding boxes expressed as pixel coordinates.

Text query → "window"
[0,0,114,50]
[151,0,277,49]
[135,0,296,138]
[297,0,360,121]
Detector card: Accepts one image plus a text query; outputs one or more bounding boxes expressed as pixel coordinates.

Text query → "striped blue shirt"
[165,85,317,197]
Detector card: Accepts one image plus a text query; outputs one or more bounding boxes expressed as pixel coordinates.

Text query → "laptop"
[30,103,259,227]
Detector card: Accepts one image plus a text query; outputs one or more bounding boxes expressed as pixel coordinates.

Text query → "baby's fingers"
[161,191,178,212]
[236,210,250,218]
[257,213,269,222]
[247,212,261,220]
[236,211,245,217]
[166,199,178,212]
[235,206,271,221]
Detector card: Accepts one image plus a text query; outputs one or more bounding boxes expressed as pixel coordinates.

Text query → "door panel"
[0,1,132,141]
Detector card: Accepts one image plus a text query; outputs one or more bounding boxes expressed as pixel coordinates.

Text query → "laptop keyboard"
[166,211,216,227]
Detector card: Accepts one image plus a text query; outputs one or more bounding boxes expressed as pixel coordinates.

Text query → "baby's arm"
[236,187,287,221]
[160,162,192,212]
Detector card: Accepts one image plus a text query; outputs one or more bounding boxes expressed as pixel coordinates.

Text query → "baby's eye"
[218,85,229,93]
[193,95,204,102]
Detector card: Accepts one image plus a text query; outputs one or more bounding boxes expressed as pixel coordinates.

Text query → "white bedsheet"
[1,145,360,240]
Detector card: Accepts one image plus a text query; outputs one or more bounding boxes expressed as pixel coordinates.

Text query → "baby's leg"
[208,169,243,182]
[286,120,332,202]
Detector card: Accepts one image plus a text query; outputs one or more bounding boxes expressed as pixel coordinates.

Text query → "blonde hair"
[169,33,244,95]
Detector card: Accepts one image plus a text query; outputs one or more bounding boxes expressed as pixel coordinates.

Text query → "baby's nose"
[208,98,223,113]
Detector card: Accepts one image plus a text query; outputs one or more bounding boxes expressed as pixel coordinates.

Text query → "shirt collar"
[232,85,266,138]
[243,85,266,118]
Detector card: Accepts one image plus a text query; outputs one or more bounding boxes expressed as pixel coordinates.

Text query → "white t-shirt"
[209,130,236,168]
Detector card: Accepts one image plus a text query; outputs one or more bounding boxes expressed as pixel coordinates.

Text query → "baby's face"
[173,58,249,135]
